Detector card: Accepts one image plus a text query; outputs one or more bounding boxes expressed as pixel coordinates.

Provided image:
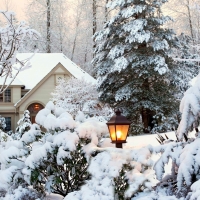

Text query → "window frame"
[4,117,11,131]
[0,88,12,103]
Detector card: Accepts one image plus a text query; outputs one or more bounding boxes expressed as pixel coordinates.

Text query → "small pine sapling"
[15,110,32,139]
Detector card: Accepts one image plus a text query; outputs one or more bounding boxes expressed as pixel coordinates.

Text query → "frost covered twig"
[0,11,40,93]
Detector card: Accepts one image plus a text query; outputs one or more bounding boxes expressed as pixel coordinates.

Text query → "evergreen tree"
[0,116,6,131]
[15,110,32,139]
[93,0,195,134]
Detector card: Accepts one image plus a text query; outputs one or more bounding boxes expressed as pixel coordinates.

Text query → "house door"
[27,103,44,124]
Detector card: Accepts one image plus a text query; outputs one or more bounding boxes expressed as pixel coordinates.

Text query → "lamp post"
[106,109,131,148]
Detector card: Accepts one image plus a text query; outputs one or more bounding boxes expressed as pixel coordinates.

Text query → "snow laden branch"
[51,77,113,120]
[65,145,157,200]
[0,11,40,93]
[177,74,200,140]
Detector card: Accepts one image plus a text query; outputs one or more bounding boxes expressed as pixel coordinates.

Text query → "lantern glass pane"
[108,125,116,141]
[116,125,129,141]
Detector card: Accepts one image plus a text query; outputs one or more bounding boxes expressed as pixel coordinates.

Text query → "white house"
[0,53,95,131]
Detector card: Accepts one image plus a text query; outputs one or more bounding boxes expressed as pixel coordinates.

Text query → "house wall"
[18,64,72,121]
[19,74,55,118]
[0,86,22,131]
[13,87,21,103]
[1,63,74,131]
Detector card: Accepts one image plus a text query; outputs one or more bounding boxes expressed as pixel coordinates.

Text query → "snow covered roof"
[12,53,95,90]
[0,76,24,86]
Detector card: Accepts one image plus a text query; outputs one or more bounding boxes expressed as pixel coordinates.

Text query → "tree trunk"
[47,0,51,53]
[105,0,108,21]
[141,108,154,133]
[71,28,78,61]
[186,0,194,44]
[141,79,155,133]
[92,0,97,57]
[71,1,83,60]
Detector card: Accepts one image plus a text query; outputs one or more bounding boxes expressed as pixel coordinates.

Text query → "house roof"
[13,53,95,90]
[0,76,24,86]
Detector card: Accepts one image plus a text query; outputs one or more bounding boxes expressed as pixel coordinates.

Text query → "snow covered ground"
[45,194,64,200]
[101,131,178,149]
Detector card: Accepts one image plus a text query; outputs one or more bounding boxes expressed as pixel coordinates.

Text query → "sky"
[0,0,27,21]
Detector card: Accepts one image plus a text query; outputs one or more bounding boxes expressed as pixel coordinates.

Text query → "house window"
[5,117,11,131]
[5,89,11,102]
[0,93,3,102]
[0,89,11,102]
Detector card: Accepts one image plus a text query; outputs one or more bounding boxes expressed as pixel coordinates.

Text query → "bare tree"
[92,0,97,54]
[164,0,200,44]
[71,0,84,60]
[0,11,39,93]
[46,0,51,53]
[2,0,13,11]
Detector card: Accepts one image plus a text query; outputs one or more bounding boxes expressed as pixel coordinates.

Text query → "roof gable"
[14,53,95,90]
[14,62,73,108]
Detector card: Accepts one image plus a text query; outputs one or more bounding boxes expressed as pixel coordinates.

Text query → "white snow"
[14,53,96,90]
[101,131,177,149]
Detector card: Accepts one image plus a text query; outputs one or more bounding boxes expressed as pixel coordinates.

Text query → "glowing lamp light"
[34,104,40,110]
[106,109,131,148]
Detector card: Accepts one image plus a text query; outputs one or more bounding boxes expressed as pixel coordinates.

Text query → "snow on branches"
[51,77,113,120]
[177,74,200,139]
[0,101,110,197]
[64,145,157,200]
[0,11,40,93]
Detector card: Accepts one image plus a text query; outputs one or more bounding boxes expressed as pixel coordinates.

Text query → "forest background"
[0,0,198,77]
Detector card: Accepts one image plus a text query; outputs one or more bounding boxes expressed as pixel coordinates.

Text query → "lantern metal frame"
[106,109,131,148]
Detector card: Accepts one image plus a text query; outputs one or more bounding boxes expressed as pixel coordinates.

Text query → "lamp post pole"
[116,143,123,149]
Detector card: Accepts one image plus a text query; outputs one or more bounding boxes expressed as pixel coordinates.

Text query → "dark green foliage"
[114,165,131,200]
[29,140,90,197]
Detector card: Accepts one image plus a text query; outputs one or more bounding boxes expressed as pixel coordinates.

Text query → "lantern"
[106,109,131,148]
[34,104,40,110]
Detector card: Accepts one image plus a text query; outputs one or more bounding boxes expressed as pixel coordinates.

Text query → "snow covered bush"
[1,186,41,200]
[177,73,200,140]
[152,134,200,199]
[21,101,109,197]
[51,77,113,120]
[0,123,42,198]
[0,101,109,197]
[65,145,157,200]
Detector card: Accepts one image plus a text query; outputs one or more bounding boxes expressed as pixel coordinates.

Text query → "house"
[0,53,95,131]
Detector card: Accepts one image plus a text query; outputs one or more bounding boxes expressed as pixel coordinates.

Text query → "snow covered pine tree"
[15,110,32,139]
[93,0,195,134]
[0,116,6,131]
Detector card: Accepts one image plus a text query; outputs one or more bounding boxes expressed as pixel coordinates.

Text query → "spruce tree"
[0,116,6,131]
[93,0,195,134]
[15,110,32,139]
